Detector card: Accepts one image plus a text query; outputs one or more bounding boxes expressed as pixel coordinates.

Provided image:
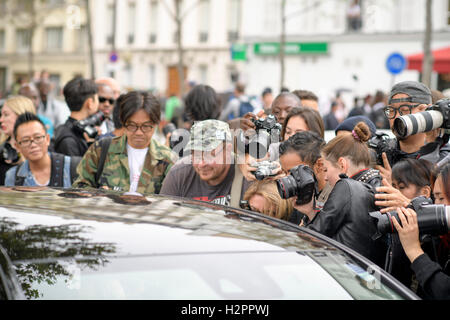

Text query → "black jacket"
[411,253,450,300]
[54,118,89,157]
[307,175,387,267]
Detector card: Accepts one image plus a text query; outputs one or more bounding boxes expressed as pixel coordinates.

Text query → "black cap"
[335,115,377,137]
[388,81,432,105]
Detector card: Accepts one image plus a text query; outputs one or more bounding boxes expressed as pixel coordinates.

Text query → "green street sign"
[231,44,247,61]
[254,42,328,55]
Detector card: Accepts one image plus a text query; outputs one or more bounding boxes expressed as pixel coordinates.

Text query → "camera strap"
[230,165,243,209]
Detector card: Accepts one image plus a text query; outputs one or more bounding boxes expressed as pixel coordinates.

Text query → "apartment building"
[92,0,243,96]
[0,0,89,95]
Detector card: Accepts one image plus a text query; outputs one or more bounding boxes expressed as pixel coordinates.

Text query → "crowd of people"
[0,74,449,300]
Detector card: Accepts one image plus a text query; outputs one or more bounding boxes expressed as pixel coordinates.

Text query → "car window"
[13,250,402,300]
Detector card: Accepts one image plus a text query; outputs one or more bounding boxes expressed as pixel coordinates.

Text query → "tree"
[422,0,433,87]
[162,0,202,98]
[85,0,96,79]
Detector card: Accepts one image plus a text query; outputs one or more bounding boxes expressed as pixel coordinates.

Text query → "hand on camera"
[392,207,424,263]
[374,178,410,213]
[238,154,285,182]
[240,112,257,131]
[375,152,392,185]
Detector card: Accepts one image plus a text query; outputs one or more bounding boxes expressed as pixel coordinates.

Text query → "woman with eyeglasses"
[0,96,36,185]
[72,91,175,194]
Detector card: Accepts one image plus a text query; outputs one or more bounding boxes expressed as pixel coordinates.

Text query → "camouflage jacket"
[72,135,175,194]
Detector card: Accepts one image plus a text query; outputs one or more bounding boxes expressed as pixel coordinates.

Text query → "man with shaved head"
[95,81,116,134]
[95,77,120,99]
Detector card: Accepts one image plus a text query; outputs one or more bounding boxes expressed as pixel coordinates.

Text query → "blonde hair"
[3,96,36,115]
[243,180,293,220]
[0,96,36,143]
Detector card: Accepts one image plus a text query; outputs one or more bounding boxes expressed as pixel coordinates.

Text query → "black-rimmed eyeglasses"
[124,122,154,133]
[383,104,420,119]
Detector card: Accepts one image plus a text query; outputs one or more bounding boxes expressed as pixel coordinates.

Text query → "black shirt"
[54,118,89,157]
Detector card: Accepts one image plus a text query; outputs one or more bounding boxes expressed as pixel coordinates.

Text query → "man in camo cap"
[160,120,251,206]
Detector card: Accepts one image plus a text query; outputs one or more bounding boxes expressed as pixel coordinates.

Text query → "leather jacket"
[307,174,387,267]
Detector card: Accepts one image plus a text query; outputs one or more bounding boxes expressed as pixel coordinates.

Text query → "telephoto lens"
[393,110,443,138]
[370,204,450,236]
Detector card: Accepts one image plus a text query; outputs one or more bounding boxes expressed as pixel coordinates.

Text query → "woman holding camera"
[0,96,36,185]
[392,163,450,299]
[298,122,387,267]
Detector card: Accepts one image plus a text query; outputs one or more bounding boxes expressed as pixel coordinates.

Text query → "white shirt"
[127,144,148,193]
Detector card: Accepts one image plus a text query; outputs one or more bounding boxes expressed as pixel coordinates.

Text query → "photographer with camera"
[374,81,450,184]
[54,77,101,157]
[369,162,450,299]
[0,96,37,185]
[373,159,434,288]
[381,171,450,299]
[285,122,387,267]
[278,131,331,216]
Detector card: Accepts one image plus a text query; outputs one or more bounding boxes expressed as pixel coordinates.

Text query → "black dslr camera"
[276,164,318,205]
[0,141,19,163]
[73,111,106,138]
[237,114,282,159]
[368,132,398,166]
[393,98,450,139]
[369,196,450,239]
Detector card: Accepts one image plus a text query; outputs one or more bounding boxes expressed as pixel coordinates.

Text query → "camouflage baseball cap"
[184,120,232,153]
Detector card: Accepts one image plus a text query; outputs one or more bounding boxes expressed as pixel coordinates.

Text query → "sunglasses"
[99,97,115,105]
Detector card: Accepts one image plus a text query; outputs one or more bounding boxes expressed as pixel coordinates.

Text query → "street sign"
[386,53,407,75]
[254,42,328,55]
[109,51,119,63]
[231,44,247,61]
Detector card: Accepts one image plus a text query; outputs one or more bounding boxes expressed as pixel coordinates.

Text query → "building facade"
[240,0,450,114]
[0,0,90,96]
[92,0,243,96]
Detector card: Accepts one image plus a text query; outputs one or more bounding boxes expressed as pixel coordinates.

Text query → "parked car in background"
[0,187,418,300]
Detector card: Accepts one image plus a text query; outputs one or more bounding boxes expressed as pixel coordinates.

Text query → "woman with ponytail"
[298,122,387,267]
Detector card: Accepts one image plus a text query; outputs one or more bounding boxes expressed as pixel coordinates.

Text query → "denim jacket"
[5,152,72,187]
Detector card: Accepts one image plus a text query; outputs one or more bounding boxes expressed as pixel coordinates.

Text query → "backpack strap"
[49,152,65,187]
[69,155,82,183]
[230,164,244,208]
[95,137,112,187]
[14,164,25,186]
